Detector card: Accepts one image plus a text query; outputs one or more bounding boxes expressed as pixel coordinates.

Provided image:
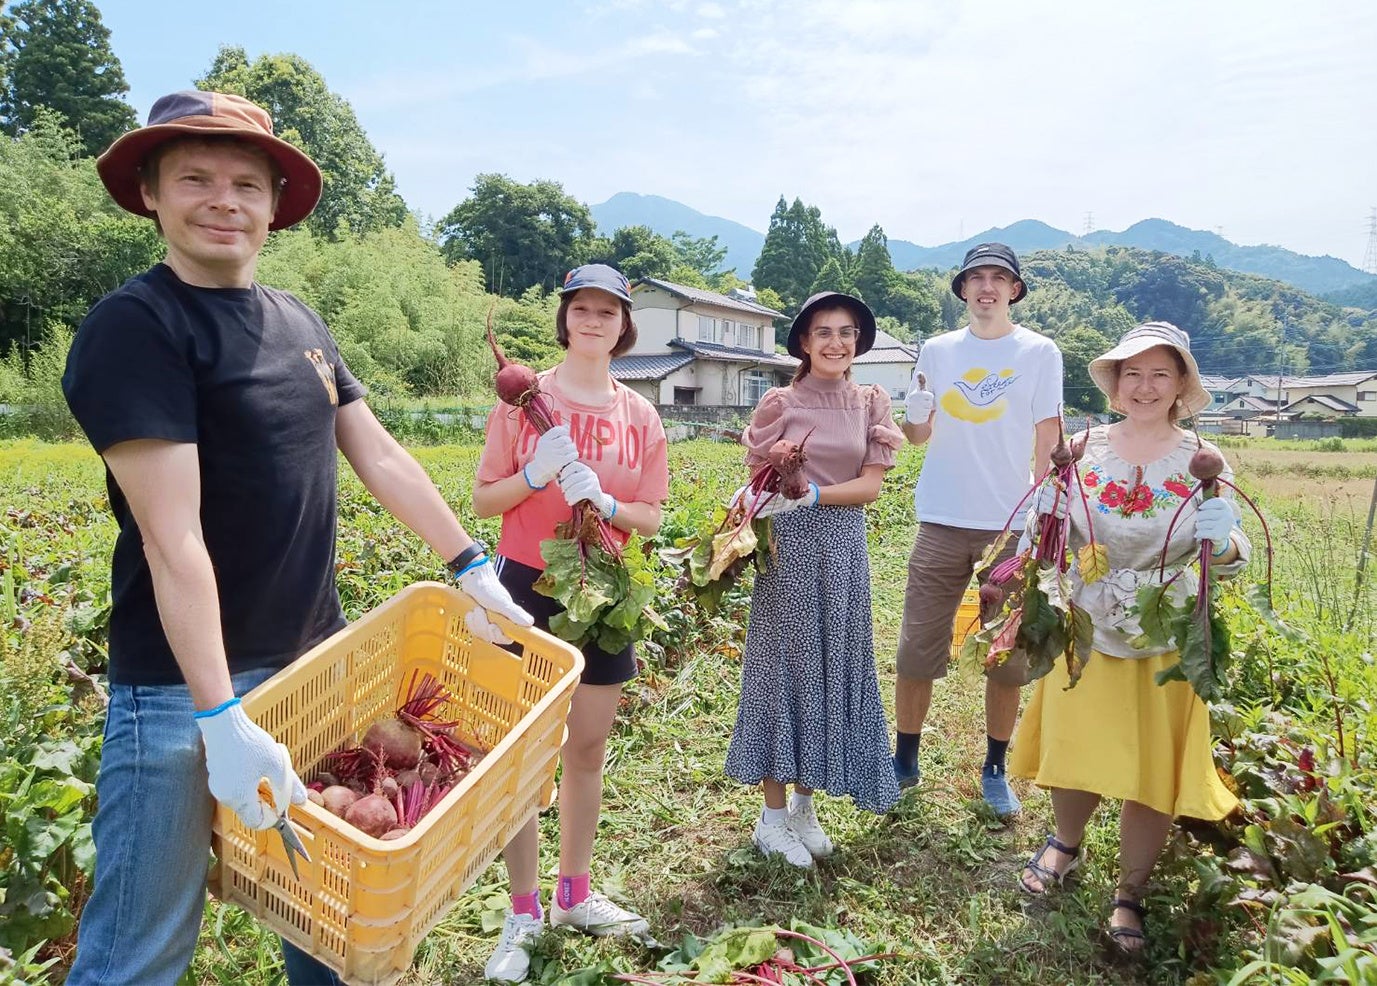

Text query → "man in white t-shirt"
[892,243,1064,818]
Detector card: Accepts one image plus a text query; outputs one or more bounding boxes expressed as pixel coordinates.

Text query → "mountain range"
[589,193,1375,300]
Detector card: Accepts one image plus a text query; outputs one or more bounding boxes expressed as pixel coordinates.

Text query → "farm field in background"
[2,437,1374,985]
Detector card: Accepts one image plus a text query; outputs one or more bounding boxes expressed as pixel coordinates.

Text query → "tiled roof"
[1283,370,1377,388]
[1285,394,1360,413]
[1198,374,1242,391]
[634,278,784,318]
[853,345,918,365]
[669,338,799,367]
[1223,395,1284,414]
[609,351,696,381]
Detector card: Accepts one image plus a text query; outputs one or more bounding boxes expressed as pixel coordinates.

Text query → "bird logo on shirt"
[942,367,1017,423]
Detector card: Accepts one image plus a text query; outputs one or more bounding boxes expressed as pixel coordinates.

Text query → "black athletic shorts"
[493,555,637,686]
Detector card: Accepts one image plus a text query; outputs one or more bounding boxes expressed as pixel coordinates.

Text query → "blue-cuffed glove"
[739,483,819,518]
[195,699,306,831]
[456,558,534,644]
[523,425,578,489]
[557,461,616,519]
[1194,496,1236,548]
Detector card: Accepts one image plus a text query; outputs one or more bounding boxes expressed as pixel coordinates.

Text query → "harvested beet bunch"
[305,672,487,841]
[660,433,813,613]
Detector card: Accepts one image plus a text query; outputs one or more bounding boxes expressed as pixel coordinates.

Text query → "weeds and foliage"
[3,437,1376,985]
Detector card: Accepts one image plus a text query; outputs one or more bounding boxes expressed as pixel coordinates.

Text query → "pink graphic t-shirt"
[476,369,670,569]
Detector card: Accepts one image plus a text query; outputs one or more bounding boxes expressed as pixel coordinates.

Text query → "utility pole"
[1363,208,1377,275]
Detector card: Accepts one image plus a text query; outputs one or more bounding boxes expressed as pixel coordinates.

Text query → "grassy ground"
[6,437,1372,984]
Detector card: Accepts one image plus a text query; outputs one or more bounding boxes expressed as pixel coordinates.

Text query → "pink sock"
[510,890,542,919]
[556,873,590,909]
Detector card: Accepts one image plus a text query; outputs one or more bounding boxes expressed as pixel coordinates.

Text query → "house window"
[673,387,699,405]
[1359,391,1376,401]
[742,370,771,404]
[739,323,757,350]
[697,315,716,341]
[721,320,735,346]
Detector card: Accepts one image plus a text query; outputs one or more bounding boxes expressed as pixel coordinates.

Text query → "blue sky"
[93,0,1377,268]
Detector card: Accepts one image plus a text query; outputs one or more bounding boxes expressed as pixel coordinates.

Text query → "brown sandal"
[1107,897,1147,955]
[1017,834,1081,895]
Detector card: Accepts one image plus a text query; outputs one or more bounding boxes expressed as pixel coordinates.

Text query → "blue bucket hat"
[560,264,632,304]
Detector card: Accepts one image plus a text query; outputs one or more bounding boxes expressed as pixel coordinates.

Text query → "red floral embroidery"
[1099,481,1125,507]
[1082,470,1100,488]
[1123,484,1155,513]
[1164,478,1191,498]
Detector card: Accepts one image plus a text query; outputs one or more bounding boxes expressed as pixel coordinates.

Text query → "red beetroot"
[320,785,358,817]
[362,717,423,770]
[486,306,557,432]
[345,793,398,838]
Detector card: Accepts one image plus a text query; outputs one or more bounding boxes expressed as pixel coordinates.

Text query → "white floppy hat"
[1088,321,1211,416]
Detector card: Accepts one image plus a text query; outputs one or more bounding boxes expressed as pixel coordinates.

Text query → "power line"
[1364,207,1377,276]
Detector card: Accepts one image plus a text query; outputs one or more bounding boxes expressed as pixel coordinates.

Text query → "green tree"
[751,196,844,312]
[198,46,407,238]
[587,225,676,280]
[0,0,137,156]
[1054,325,1114,413]
[671,230,730,281]
[438,174,597,298]
[0,107,161,354]
[852,225,894,306]
[808,256,851,296]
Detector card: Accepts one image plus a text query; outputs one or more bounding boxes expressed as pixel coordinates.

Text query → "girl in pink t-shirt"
[472,265,668,983]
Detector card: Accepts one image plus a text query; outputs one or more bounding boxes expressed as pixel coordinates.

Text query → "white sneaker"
[752,816,815,868]
[549,891,650,938]
[484,910,543,983]
[787,801,834,859]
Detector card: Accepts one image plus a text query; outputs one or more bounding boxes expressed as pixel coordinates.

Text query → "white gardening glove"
[1032,480,1069,520]
[1016,525,1033,556]
[557,461,616,519]
[904,386,935,424]
[523,424,578,489]
[730,483,818,518]
[1194,496,1236,548]
[195,699,306,831]
[457,558,535,645]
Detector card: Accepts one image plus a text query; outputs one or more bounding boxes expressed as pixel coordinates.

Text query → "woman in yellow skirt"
[1009,322,1250,954]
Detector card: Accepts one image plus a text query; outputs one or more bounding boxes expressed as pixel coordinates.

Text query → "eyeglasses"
[810,327,860,342]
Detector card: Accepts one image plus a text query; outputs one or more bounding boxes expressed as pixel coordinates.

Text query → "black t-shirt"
[62,264,367,686]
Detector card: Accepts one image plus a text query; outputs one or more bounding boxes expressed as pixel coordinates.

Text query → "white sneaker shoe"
[484,910,543,983]
[787,801,834,859]
[549,891,650,938]
[752,815,815,868]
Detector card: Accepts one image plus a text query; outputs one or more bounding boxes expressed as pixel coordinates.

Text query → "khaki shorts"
[895,522,1031,685]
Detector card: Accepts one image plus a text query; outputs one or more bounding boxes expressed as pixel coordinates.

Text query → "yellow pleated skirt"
[1009,650,1238,820]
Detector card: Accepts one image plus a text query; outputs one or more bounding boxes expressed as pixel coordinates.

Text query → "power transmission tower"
[1364,208,1377,275]
[1082,212,1093,236]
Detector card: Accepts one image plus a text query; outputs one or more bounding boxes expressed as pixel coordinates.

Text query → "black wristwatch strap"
[446,542,487,576]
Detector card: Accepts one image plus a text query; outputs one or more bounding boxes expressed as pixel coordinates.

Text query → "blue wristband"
[1211,536,1231,557]
[605,497,617,520]
[522,465,546,490]
[453,554,489,579]
[193,696,241,719]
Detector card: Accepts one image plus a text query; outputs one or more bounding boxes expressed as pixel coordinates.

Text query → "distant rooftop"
[609,351,696,382]
[634,278,784,319]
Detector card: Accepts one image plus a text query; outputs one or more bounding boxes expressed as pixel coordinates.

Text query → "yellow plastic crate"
[208,581,584,986]
[951,587,982,653]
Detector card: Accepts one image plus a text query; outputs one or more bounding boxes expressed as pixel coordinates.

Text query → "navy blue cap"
[560,264,632,304]
[951,242,1027,303]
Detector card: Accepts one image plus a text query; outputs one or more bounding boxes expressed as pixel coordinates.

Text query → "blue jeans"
[67,667,343,986]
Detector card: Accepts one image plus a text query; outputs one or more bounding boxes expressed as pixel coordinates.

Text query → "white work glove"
[904,387,935,424]
[729,483,819,518]
[1016,525,1033,556]
[196,699,306,831]
[1194,496,1236,548]
[523,425,578,489]
[1032,480,1069,520]
[457,558,535,645]
[557,461,616,519]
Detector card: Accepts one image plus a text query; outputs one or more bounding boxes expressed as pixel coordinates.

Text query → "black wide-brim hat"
[97,90,322,231]
[786,291,877,359]
[950,242,1027,303]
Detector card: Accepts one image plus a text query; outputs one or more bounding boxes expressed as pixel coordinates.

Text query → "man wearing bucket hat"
[62,91,533,985]
[1007,321,1246,953]
[891,243,1064,818]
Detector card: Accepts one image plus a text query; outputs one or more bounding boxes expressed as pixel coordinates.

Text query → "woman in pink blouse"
[725,292,905,868]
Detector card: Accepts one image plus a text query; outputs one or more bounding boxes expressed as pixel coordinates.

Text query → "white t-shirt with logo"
[911,324,1064,530]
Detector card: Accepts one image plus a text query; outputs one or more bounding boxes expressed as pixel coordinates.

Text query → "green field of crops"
[2,438,1375,985]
